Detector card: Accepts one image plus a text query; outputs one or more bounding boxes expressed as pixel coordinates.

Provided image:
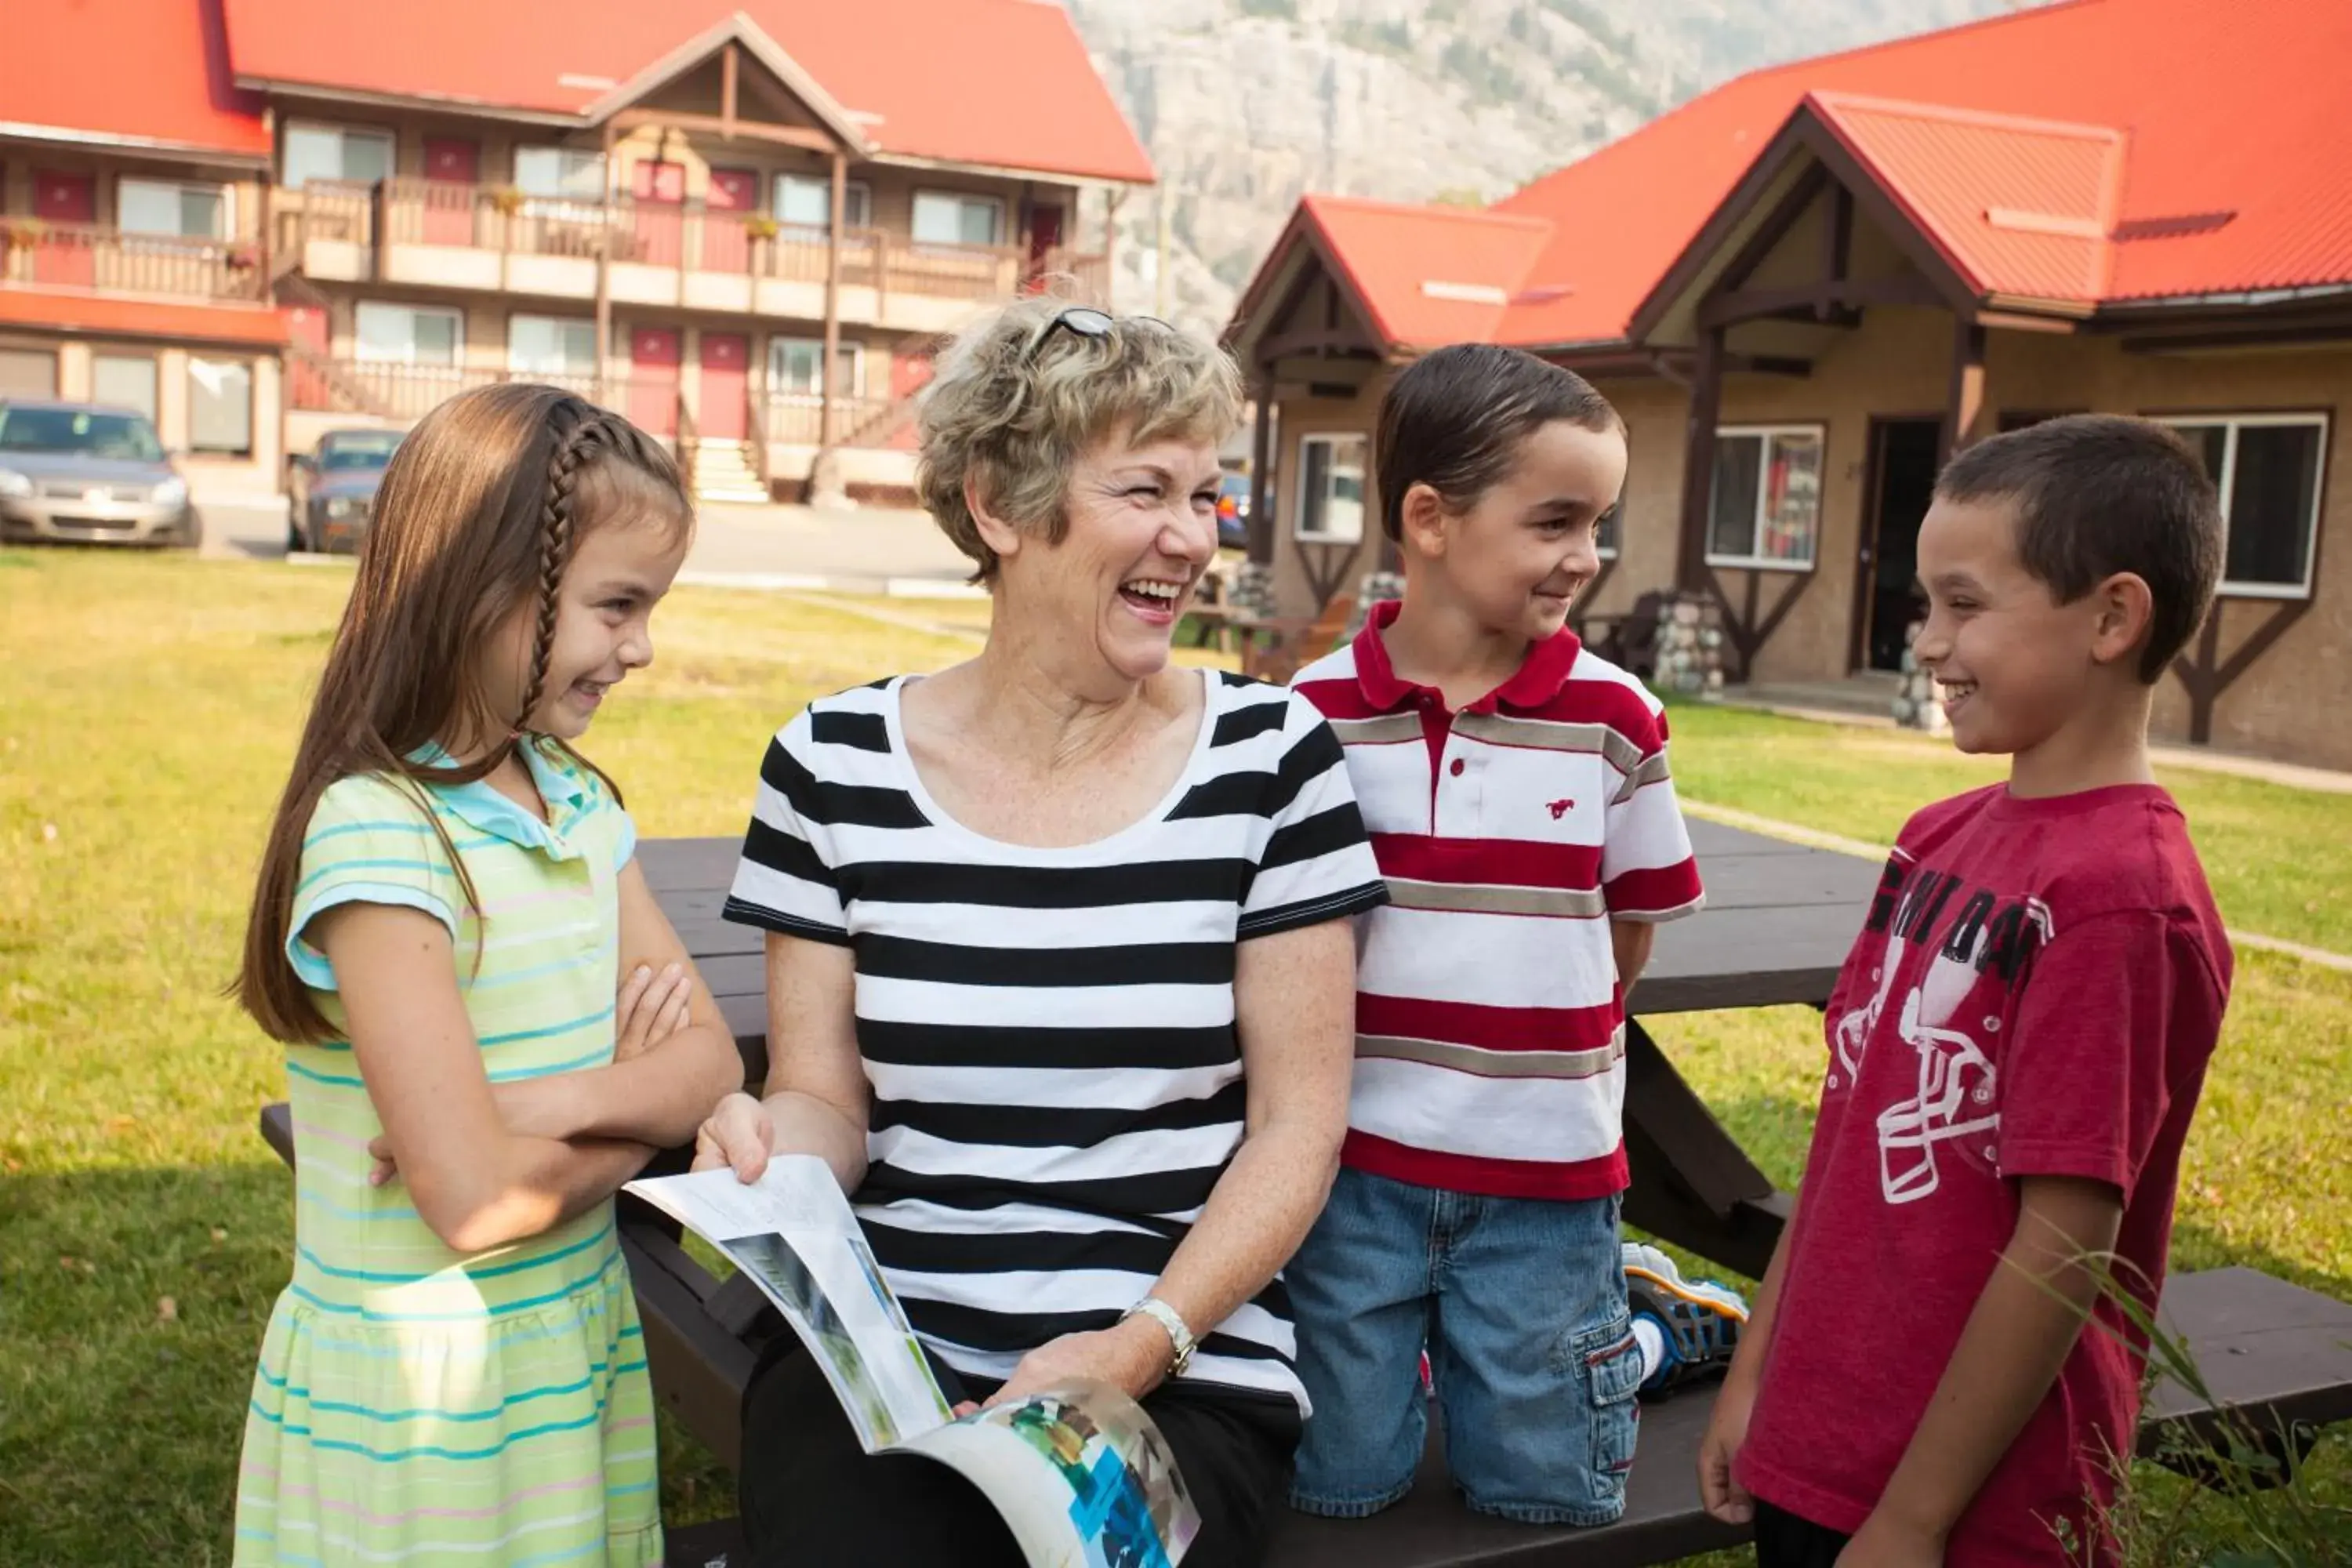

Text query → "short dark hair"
[1936,414,2222,682]
[1375,343,1624,543]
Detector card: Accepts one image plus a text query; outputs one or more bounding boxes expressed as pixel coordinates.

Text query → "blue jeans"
[1287,1166,1642,1526]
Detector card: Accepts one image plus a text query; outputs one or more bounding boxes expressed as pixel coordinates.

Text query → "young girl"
[232,385,743,1566]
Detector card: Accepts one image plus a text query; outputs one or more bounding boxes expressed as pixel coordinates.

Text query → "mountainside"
[1058,0,2016,332]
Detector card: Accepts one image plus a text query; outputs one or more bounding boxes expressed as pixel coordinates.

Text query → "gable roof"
[1235,0,2352,353]
[1228,195,1558,355]
[0,0,269,162]
[222,0,1153,183]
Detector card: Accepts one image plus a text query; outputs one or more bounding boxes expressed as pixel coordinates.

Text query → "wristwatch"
[1121,1296,1196,1377]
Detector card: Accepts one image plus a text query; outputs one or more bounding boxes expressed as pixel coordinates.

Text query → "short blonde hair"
[916,296,1243,582]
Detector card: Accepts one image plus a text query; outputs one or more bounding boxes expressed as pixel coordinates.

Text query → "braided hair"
[514,401,614,737]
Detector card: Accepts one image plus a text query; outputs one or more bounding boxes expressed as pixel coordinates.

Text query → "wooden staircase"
[689,440,769,505]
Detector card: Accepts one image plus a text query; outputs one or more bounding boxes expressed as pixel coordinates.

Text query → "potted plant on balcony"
[224,241,261,271]
[745,215,781,241]
[488,186,528,217]
[0,216,46,251]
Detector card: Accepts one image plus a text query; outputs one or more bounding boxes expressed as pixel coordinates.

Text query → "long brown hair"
[238,384,691,1043]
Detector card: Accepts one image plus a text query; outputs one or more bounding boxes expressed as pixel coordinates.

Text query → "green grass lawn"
[2,549,2345,1563]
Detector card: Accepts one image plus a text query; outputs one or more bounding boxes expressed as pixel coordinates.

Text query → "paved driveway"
[194,495,971,593]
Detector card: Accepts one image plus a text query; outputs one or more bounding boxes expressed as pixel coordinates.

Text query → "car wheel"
[287,514,306,554]
[178,511,203,551]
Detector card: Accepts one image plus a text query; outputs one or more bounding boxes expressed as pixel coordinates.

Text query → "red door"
[421,138,479,245]
[33,171,96,286]
[629,327,680,437]
[699,333,747,441]
[287,305,330,408]
[630,162,684,267]
[1025,203,1064,286]
[701,169,757,274]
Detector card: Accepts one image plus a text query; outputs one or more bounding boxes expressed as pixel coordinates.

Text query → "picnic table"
[259,816,2352,1568]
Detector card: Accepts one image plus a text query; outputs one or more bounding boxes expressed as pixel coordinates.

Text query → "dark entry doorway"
[1854,418,1942,672]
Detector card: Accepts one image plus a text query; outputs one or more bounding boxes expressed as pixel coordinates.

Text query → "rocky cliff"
[1058,0,2015,331]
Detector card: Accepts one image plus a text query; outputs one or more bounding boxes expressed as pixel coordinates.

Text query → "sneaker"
[1623,1241,1748,1394]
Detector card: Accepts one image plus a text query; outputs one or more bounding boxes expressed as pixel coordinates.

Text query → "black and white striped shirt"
[724,669,1388,1409]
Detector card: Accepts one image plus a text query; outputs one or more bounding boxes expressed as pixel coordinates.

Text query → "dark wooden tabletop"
[641,815,1885,1078]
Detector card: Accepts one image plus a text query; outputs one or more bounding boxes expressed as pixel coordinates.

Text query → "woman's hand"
[615,962,693,1061]
[692,1091,776,1182]
[968,1318,1174,1414]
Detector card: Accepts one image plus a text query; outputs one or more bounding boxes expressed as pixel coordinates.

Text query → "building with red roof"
[2,0,1148,513]
[1225,0,2351,769]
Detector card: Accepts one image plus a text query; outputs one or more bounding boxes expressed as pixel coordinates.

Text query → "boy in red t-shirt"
[1699,416,2234,1566]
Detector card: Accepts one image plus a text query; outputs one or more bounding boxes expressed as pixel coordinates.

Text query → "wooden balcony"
[0,220,268,304]
[274,178,1111,332]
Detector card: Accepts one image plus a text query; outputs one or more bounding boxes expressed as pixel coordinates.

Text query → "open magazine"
[626,1160,1201,1568]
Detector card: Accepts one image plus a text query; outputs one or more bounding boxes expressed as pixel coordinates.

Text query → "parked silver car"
[288,427,404,554]
[0,401,198,548]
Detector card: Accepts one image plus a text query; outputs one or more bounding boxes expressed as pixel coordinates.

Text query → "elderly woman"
[695,298,1388,1566]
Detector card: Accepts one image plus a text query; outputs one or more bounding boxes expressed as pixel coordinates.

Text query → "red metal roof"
[1808,94,2124,304]
[2,0,269,161]
[1243,0,2352,350]
[1294,195,1555,350]
[220,0,1152,183]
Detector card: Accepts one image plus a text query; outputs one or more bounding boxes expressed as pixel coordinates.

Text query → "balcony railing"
[0,220,267,303]
[282,178,1111,307]
[763,394,894,446]
[294,360,609,422]
[292,356,920,456]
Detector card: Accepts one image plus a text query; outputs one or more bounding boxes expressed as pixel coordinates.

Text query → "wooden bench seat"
[257,1102,2352,1568]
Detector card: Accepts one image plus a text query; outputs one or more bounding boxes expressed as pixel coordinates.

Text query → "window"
[282,122,394,188]
[118,178,227,239]
[773,174,871,231]
[1294,434,1368,543]
[514,147,608,201]
[187,358,253,455]
[0,347,57,401]
[509,315,597,378]
[1707,425,1824,568]
[912,190,1004,248]
[768,337,866,399]
[1596,505,1620,561]
[2163,413,2328,597]
[355,302,461,365]
[93,354,158,423]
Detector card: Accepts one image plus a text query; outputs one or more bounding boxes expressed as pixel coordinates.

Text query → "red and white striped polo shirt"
[1294,600,1706,1200]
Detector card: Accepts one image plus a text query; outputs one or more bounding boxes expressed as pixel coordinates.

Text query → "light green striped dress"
[234,740,662,1566]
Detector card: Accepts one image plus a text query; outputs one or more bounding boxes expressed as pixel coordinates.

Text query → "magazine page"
[623,1160,953,1450]
[891,1380,1202,1568]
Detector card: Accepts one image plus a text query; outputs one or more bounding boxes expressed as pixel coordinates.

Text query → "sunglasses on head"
[1024,306,1173,363]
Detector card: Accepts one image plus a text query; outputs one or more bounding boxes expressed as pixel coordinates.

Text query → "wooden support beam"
[1944,315,1988,457]
[1247,373,1276,568]
[607,109,837,155]
[1676,327,1726,590]
[1254,325,1377,364]
[593,120,615,408]
[1698,272,1944,329]
[720,44,739,141]
[1726,354,1813,379]
[819,150,845,450]
[1820,183,1853,317]
[1711,165,1830,299]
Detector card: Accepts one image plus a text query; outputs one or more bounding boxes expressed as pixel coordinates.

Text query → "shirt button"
[1449,758,1465,777]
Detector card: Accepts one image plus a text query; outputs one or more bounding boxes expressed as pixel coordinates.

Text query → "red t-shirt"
[1737,783,2230,1563]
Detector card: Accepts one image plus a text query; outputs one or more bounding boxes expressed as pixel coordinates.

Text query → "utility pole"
[1155,181,1174,319]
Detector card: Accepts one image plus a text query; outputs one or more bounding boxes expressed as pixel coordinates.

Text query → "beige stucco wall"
[1264,318,2352,771]
[1605,321,2352,770]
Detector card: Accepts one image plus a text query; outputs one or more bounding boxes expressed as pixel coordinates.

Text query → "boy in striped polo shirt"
[1288,345,1747,1527]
